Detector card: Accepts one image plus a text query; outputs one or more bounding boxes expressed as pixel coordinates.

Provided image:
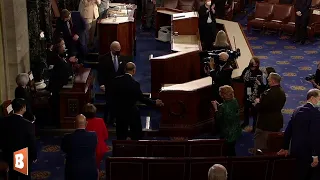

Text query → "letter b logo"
[14,147,28,175]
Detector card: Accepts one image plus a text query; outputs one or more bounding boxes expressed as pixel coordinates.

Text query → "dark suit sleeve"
[255,90,272,111]
[310,112,320,157]
[61,134,70,154]
[283,115,293,150]
[210,68,232,83]
[136,82,156,106]
[97,56,107,86]
[27,122,37,160]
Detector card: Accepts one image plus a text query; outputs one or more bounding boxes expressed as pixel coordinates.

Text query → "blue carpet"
[31,12,318,179]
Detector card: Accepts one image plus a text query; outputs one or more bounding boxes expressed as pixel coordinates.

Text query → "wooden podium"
[159,77,214,137]
[150,50,201,98]
[98,4,136,56]
[59,68,94,128]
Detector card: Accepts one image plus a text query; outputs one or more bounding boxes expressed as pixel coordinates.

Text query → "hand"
[296,11,302,16]
[277,149,289,157]
[73,34,79,41]
[33,159,37,163]
[255,79,261,86]
[156,99,164,106]
[227,8,231,13]
[68,56,78,63]
[311,157,319,167]
[152,0,156,4]
[254,98,260,104]
[100,85,105,91]
[211,100,218,111]
[209,58,215,69]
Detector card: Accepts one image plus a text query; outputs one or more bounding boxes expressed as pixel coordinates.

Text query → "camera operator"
[205,52,233,103]
[240,57,263,131]
[308,63,320,89]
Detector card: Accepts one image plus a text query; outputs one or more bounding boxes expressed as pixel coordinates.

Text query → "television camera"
[305,74,316,81]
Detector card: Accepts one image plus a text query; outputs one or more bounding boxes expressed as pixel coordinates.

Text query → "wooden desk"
[150,50,201,98]
[59,68,94,129]
[155,8,182,37]
[159,77,214,136]
[98,4,136,56]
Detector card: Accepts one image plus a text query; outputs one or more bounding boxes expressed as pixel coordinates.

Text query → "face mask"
[219,60,226,65]
[206,1,211,6]
[114,51,120,56]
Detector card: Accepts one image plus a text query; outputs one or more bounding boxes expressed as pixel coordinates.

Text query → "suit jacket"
[214,0,233,18]
[0,114,37,166]
[295,0,312,14]
[284,103,320,161]
[97,53,128,87]
[61,129,98,180]
[210,63,233,87]
[256,85,286,131]
[111,74,155,118]
[198,4,216,42]
[79,0,101,19]
[15,86,34,121]
[48,55,73,94]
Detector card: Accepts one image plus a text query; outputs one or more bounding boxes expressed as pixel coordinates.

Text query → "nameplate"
[313,10,320,15]
[29,73,34,80]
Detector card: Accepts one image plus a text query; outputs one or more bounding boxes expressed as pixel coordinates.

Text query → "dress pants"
[295,14,309,42]
[296,159,320,180]
[200,22,216,51]
[104,94,115,125]
[84,18,97,46]
[116,110,142,140]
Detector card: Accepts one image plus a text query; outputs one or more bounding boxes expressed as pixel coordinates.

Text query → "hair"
[269,72,282,83]
[16,73,29,87]
[307,89,320,100]
[250,57,260,68]
[61,9,71,19]
[125,62,136,72]
[219,85,234,101]
[214,30,229,47]
[266,67,276,75]
[208,164,228,180]
[12,98,27,112]
[83,103,97,119]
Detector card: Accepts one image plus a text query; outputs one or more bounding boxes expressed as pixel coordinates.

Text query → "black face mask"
[113,51,120,56]
[219,60,226,65]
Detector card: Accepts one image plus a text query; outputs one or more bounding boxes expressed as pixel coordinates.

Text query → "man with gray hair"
[253,72,286,151]
[208,164,228,180]
[278,88,320,180]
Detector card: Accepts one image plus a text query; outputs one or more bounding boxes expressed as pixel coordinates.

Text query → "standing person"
[198,0,216,51]
[98,41,128,126]
[111,62,164,140]
[61,114,98,180]
[212,85,241,156]
[278,89,320,180]
[294,0,312,44]
[214,0,233,19]
[253,73,286,151]
[0,98,37,180]
[240,57,263,131]
[143,0,162,31]
[79,0,101,47]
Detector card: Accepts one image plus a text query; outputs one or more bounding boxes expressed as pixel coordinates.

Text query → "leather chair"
[163,0,179,9]
[307,8,320,41]
[267,0,280,4]
[247,2,274,32]
[177,0,196,11]
[267,132,284,153]
[265,4,293,32]
[312,0,320,8]
[282,9,296,34]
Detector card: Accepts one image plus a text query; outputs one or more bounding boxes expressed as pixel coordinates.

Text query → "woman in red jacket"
[83,103,109,169]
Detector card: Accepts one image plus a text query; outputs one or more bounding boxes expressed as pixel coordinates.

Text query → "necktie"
[114,56,119,71]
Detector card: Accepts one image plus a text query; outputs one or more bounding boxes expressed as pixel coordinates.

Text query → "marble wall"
[0,0,30,100]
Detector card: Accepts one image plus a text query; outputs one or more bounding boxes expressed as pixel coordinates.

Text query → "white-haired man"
[208,164,228,180]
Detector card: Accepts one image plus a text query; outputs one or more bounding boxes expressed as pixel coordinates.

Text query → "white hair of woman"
[16,73,29,87]
[208,164,228,180]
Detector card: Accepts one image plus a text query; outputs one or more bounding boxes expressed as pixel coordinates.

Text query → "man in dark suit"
[278,89,320,180]
[98,41,128,126]
[294,0,312,44]
[0,98,37,180]
[214,0,233,19]
[61,114,98,180]
[111,62,164,140]
[253,72,286,151]
[55,9,87,62]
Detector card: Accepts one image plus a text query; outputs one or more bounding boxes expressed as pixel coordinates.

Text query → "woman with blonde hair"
[212,85,241,156]
[213,30,231,50]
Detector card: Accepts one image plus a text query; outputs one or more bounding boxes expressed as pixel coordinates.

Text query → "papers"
[29,73,34,80]
[6,104,13,114]
[313,9,320,15]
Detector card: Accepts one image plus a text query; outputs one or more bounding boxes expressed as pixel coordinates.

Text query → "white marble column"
[0,0,30,100]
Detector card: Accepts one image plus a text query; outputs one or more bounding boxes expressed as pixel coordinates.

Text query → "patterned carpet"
[30,14,319,180]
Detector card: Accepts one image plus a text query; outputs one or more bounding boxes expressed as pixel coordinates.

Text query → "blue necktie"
[114,56,119,71]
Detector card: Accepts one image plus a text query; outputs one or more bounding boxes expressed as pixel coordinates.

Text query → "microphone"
[233,36,236,51]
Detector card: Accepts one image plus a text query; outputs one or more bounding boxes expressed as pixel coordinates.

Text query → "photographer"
[309,63,320,89]
[206,52,233,103]
[240,57,263,131]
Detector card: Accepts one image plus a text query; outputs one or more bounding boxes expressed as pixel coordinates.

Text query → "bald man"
[98,41,129,126]
[208,164,228,180]
[111,62,164,140]
[207,52,233,103]
[61,114,98,180]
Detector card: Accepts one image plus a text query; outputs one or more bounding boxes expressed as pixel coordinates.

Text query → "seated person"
[212,85,241,156]
[83,103,109,169]
[15,73,35,122]
[61,114,98,180]
[55,9,87,63]
[212,30,231,50]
